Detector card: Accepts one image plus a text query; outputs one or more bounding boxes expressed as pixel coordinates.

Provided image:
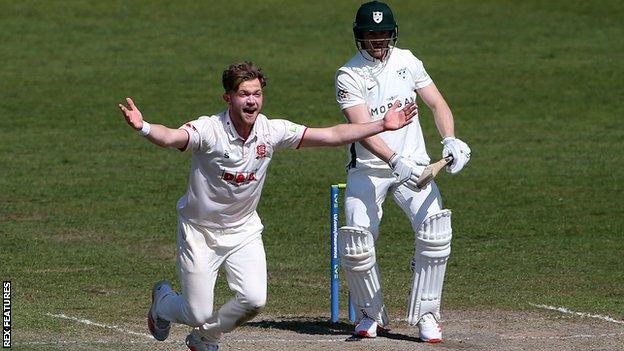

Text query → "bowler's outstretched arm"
[118,97,189,149]
[299,101,416,148]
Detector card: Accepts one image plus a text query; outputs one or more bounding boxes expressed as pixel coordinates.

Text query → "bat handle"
[444,155,454,165]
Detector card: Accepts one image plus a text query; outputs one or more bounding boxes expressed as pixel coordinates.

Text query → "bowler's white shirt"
[335,47,433,169]
[177,110,307,230]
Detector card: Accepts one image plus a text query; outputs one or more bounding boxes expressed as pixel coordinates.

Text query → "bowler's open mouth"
[243,107,257,115]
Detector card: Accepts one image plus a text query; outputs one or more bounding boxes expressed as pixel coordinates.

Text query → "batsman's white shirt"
[335,47,433,168]
[177,110,306,235]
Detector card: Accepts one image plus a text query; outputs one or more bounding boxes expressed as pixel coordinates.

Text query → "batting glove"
[441,137,471,174]
[388,154,420,190]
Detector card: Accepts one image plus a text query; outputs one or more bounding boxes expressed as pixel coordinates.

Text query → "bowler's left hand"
[382,101,417,130]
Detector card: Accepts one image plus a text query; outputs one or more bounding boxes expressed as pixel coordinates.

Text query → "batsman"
[335,1,471,342]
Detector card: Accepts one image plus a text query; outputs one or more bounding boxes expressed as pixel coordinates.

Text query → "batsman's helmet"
[353,1,398,50]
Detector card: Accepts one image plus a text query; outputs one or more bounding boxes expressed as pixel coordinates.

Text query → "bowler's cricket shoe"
[354,316,385,338]
[147,280,173,341]
[186,329,219,351]
[417,313,442,343]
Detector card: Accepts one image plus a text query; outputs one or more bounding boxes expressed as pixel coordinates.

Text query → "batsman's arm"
[118,97,189,149]
[417,83,454,139]
[299,101,416,148]
[336,103,396,162]
[417,83,472,173]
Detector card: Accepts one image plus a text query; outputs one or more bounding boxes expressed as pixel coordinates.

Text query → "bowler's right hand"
[118,97,144,130]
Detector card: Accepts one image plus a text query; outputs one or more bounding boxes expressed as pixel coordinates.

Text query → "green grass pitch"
[1,0,622,343]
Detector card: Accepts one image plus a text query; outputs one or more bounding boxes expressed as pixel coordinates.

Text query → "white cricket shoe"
[417,313,442,343]
[186,329,219,351]
[147,280,173,341]
[355,316,382,338]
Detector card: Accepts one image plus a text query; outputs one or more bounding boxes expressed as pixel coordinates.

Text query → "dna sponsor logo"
[221,170,257,186]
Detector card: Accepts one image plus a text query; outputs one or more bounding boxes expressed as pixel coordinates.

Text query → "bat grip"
[444,155,454,165]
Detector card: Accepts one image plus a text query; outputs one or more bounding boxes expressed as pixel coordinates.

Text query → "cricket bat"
[416,155,453,189]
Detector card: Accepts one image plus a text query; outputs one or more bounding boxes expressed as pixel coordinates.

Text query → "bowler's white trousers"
[157,213,267,343]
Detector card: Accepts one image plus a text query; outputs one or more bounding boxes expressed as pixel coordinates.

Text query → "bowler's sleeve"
[408,52,434,89]
[335,69,366,110]
[178,117,216,153]
[269,119,308,150]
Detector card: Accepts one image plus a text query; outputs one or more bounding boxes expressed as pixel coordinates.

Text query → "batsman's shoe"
[186,330,219,351]
[148,280,173,341]
[354,316,385,338]
[417,313,442,343]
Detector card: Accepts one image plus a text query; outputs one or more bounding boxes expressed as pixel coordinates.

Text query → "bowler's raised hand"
[118,97,144,130]
[383,101,417,130]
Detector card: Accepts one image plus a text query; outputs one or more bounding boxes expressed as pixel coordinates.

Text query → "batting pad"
[338,226,389,326]
[407,210,452,325]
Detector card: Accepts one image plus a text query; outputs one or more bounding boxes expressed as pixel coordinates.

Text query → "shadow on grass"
[246,317,422,342]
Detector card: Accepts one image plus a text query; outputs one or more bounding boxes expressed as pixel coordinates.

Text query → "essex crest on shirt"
[256,144,267,159]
